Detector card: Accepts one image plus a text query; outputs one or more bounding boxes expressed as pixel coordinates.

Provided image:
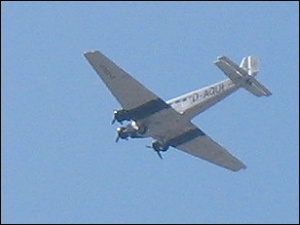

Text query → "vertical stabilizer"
[239,56,259,77]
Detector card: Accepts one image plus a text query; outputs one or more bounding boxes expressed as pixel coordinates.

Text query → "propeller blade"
[156,150,163,159]
[145,145,163,159]
[113,119,123,125]
[115,135,120,143]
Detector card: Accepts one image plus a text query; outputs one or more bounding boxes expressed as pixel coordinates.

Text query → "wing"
[84,51,166,111]
[84,50,187,130]
[84,50,178,121]
[167,123,246,171]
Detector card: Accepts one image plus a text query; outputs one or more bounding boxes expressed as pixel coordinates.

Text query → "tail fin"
[214,55,272,97]
[239,56,259,77]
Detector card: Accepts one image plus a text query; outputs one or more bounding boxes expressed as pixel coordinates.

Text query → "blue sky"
[2,2,299,224]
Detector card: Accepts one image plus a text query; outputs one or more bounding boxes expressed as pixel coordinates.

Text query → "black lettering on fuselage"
[215,83,224,94]
[172,83,225,106]
[203,89,210,98]
[192,93,199,102]
[203,83,224,98]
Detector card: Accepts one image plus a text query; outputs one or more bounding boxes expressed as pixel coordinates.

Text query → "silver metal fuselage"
[167,78,239,119]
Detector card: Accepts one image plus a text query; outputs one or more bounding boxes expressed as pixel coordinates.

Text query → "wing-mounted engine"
[111,109,132,124]
[147,140,169,159]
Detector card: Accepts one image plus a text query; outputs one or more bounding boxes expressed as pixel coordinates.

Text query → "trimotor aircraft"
[84,51,271,172]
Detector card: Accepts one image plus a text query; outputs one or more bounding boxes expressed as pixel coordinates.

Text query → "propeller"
[115,127,129,142]
[112,118,123,125]
[112,110,126,125]
[156,150,163,159]
[146,145,163,159]
[115,135,120,143]
[115,135,128,142]
[111,110,117,125]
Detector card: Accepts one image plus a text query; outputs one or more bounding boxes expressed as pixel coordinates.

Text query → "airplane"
[84,51,271,172]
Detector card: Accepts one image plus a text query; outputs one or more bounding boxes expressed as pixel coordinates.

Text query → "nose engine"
[115,122,147,142]
[115,127,129,142]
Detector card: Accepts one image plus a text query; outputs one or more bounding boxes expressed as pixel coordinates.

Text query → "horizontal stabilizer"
[214,56,245,82]
[214,55,272,97]
[243,78,272,97]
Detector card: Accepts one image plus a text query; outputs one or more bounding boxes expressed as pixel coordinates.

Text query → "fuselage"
[167,78,240,119]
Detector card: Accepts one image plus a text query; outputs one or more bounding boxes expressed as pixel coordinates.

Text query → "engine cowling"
[131,121,147,135]
[115,127,129,142]
[152,141,169,152]
[112,109,131,124]
[115,122,147,142]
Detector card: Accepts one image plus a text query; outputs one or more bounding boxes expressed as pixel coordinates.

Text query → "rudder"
[239,56,259,77]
